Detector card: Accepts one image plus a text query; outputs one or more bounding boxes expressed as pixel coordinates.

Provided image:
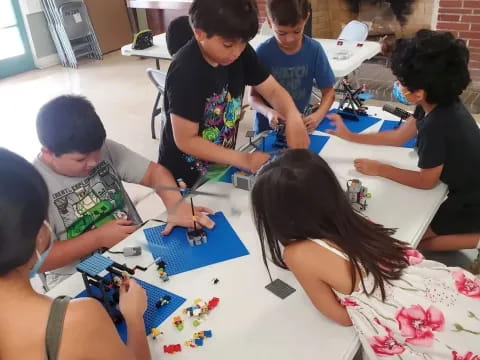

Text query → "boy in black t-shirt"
[327,30,480,251]
[159,0,309,187]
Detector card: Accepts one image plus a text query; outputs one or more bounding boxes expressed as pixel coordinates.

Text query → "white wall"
[18,0,60,68]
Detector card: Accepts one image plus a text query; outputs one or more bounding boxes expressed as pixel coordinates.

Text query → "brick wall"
[436,0,480,85]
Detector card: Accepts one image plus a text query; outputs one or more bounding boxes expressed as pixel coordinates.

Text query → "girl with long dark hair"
[252,149,480,358]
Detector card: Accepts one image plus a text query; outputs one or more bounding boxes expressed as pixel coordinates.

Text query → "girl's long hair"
[251,149,409,300]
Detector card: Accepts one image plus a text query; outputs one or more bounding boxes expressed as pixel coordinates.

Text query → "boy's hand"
[163,203,215,235]
[96,219,139,248]
[303,114,321,133]
[244,152,270,173]
[354,158,384,176]
[267,109,284,129]
[325,114,352,140]
[119,278,147,322]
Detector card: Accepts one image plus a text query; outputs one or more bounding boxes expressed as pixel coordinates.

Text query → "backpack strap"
[45,296,71,360]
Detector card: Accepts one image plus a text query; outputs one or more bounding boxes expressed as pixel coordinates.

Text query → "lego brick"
[76,253,114,277]
[75,277,186,343]
[143,212,249,275]
[265,279,296,299]
[316,109,381,134]
[379,120,416,148]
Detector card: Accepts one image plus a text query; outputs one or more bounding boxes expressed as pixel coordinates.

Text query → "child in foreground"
[251,149,480,359]
[0,148,150,360]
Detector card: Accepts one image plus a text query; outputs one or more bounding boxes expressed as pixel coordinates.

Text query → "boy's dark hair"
[251,149,409,301]
[189,0,258,42]
[166,16,194,56]
[37,95,106,156]
[390,29,471,106]
[267,0,310,26]
[0,148,49,276]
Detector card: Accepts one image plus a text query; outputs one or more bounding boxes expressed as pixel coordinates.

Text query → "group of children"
[1,0,480,358]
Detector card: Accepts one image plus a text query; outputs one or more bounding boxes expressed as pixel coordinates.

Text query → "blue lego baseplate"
[219,132,330,183]
[259,132,329,155]
[75,277,186,343]
[316,109,381,134]
[143,211,249,275]
[379,120,417,148]
[76,253,114,276]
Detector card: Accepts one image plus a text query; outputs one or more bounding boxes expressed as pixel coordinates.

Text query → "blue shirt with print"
[254,35,335,134]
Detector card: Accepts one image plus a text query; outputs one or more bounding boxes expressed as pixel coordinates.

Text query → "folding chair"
[336,20,370,90]
[338,20,369,42]
[146,68,167,139]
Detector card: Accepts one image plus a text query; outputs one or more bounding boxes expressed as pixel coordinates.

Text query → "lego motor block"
[346,179,371,211]
[232,171,256,191]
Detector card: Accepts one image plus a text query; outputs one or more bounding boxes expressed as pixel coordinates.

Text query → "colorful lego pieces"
[163,344,181,354]
[177,178,187,195]
[155,295,171,309]
[185,330,213,348]
[155,259,169,282]
[173,316,184,331]
[182,297,219,327]
[151,328,163,340]
[207,297,220,310]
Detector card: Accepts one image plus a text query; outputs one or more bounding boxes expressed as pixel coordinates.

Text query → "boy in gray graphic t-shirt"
[34,95,215,277]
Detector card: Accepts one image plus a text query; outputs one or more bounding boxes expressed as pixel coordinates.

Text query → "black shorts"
[431,192,480,235]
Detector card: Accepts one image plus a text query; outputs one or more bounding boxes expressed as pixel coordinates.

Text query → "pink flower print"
[395,305,445,347]
[340,297,358,307]
[370,318,405,356]
[452,351,480,360]
[452,270,480,299]
[404,248,424,265]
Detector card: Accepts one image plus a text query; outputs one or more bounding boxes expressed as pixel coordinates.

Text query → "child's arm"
[40,220,138,272]
[306,42,335,132]
[140,162,215,234]
[327,113,418,146]
[68,294,150,360]
[303,87,335,132]
[253,75,310,149]
[171,114,270,172]
[354,159,443,190]
[284,243,353,326]
[248,86,285,129]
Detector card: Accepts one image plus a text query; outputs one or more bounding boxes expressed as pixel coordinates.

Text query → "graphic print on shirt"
[271,65,309,104]
[183,87,241,174]
[52,161,129,239]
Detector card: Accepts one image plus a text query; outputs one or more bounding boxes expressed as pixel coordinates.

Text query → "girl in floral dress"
[251,149,480,359]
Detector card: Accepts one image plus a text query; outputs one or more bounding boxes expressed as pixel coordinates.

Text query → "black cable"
[190,197,197,231]
[106,250,124,254]
[138,218,167,227]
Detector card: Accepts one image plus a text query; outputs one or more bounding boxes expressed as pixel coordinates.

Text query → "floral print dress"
[311,239,480,360]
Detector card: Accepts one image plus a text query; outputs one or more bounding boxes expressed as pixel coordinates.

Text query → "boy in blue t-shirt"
[249,0,335,134]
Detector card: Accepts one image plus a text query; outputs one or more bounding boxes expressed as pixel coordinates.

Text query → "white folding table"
[47,106,447,360]
[121,32,381,78]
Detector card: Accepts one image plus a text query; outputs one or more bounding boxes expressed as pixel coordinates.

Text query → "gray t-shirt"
[33,139,150,275]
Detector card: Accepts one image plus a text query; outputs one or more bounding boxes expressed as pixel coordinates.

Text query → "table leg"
[156,58,160,69]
